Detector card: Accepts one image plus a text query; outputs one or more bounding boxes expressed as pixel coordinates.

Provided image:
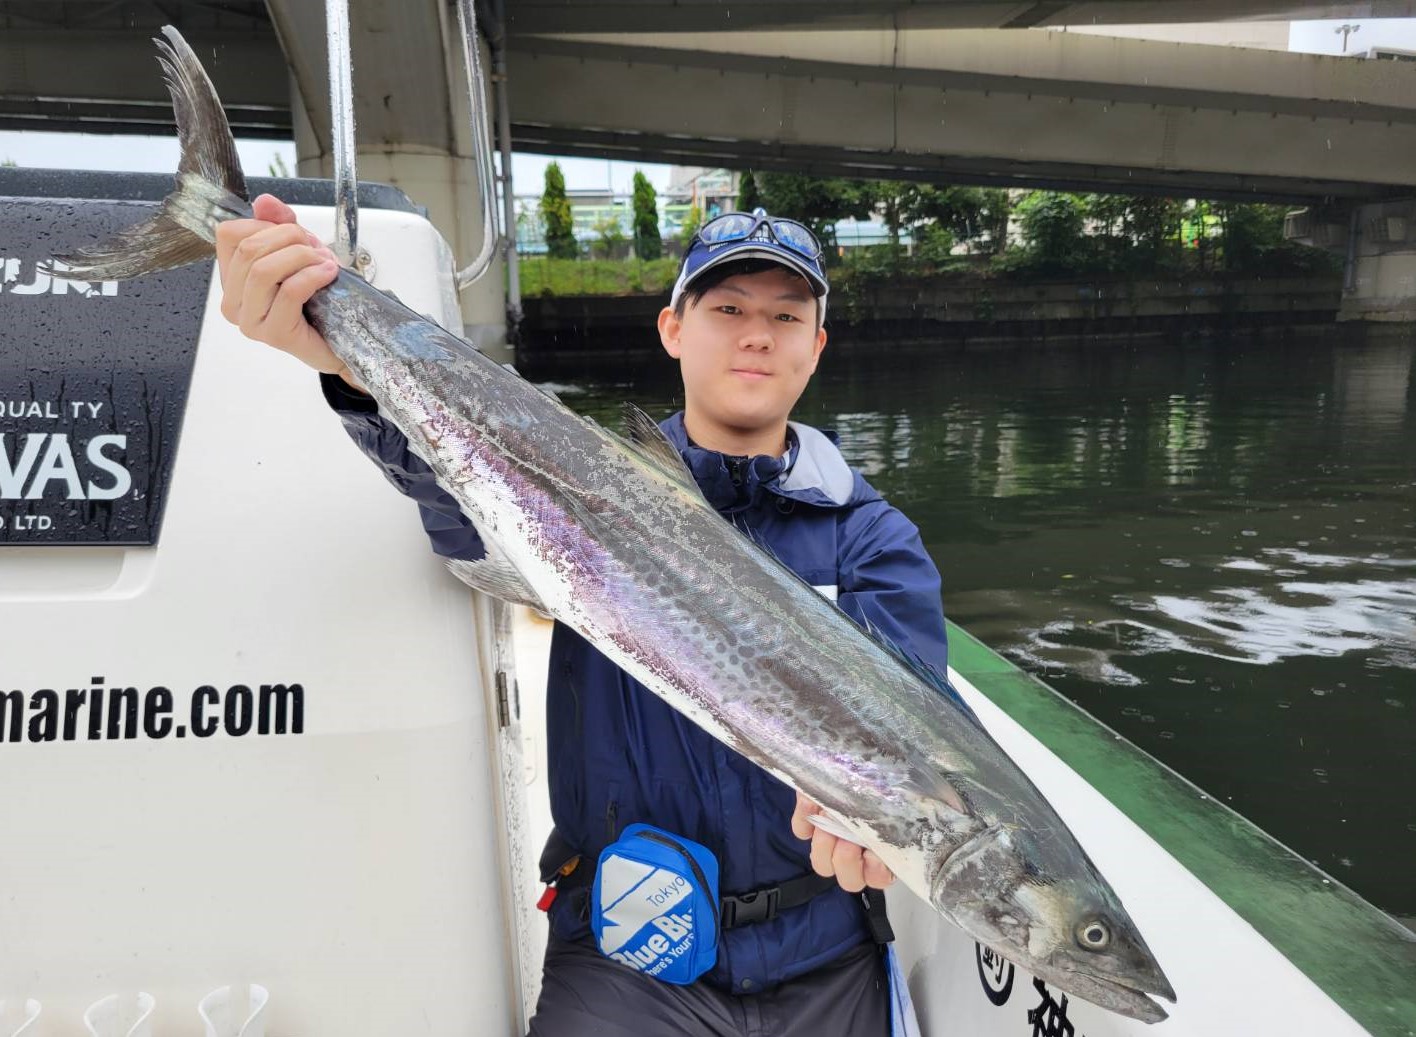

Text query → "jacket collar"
[659,411,864,512]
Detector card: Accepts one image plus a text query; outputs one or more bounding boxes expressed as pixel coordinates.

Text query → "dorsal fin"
[860,616,981,728]
[621,402,703,498]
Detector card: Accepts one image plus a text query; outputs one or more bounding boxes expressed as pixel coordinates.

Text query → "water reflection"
[1054,548,1416,672]
[553,327,1416,916]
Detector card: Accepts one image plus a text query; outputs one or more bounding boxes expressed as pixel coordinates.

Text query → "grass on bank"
[520,257,680,298]
[518,245,1339,303]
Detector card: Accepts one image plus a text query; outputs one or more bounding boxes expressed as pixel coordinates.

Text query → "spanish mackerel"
[55,27,1176,1022]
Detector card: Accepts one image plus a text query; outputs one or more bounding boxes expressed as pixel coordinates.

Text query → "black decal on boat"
[1027,976,1080,1037]
[976,942,1015,1006]
[0,192,208,545]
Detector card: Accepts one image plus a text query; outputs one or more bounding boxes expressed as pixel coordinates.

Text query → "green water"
[543,328,1416,919]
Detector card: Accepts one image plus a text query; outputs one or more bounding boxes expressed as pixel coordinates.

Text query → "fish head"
[928,822,1176,1023]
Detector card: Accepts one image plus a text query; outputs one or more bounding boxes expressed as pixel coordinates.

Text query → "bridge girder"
[499,0,1416,33]
[505,31,1416,202]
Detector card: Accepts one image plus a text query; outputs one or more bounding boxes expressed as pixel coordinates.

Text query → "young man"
[216,199,957,1036]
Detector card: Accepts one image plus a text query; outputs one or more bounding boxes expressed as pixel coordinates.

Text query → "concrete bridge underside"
[4,2,1416,203]
[501,0,1416,32]
[504,29,1416,203]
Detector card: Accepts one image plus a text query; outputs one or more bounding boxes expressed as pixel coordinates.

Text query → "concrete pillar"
[1342,201,1416,322]
[1289,200,1416,323]
[289,28,510,363]
[1343,251,1416,322]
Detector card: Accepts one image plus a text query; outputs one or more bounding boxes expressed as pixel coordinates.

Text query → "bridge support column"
[288,49,511,364]
[1289,201,1416,323]
[1336,206,1416,324]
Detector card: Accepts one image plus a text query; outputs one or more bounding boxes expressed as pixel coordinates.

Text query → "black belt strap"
[860,888,895,945]
[720,872,836,929]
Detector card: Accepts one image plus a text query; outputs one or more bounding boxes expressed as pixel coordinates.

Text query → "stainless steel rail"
[325,0,359,269]
[454,0,503,291]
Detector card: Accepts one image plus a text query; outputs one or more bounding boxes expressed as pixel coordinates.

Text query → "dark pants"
[527,935,891,1037]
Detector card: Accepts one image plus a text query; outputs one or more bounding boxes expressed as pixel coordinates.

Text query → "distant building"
[665,167,740,220]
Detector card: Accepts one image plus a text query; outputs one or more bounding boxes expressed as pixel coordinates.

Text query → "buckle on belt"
[720,886,781,928]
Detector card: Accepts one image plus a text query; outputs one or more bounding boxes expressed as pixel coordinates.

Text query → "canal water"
[541,327,1416,920]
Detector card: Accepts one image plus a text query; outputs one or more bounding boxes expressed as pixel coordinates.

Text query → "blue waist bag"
[590,822,720,985]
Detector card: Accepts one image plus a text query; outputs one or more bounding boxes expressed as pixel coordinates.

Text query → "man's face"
[658,266,828,443]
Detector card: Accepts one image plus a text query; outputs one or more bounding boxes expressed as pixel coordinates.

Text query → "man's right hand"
[214,194,366,392]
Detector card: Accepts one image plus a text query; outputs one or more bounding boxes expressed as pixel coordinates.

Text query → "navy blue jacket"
[320,374,959,993]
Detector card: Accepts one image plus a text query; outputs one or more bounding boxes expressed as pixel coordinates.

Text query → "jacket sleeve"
[319,373,487,562]
[835,498,974,714]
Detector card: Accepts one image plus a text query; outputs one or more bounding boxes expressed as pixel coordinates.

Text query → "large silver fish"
[56,27,1175,1023]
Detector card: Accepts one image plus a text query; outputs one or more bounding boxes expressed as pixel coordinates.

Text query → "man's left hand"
[790,791,895,893]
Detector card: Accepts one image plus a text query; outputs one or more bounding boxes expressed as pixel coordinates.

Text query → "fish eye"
[1075,920,1111,951]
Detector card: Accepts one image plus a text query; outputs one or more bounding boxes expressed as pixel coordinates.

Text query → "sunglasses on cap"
[694,210,823,262]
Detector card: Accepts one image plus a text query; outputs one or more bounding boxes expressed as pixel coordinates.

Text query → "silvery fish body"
[54,27,1175,1023]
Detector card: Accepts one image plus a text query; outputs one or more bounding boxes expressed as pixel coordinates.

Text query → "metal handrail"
[325,0,359,269]
[491,0,522,328]
[454,0,503,291]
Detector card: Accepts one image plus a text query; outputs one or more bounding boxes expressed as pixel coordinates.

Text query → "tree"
[679,204,703,247]
[757,172,875,252]
[1082,193,1132,270]
[540,162,578,259]
[1082,193,1130,239]
[1216,202,1287,272]
[869,181,909,250]
[631,171,662,261]
[1014,191,1085,272]
[900,185,1010,253]
[1083,193,1184,266]
[978,189,1012,254]
[737,170,762,214]
[1125,196,1185,267]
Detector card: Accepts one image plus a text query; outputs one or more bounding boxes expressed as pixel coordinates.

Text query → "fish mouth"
[1029,959,1176,1025]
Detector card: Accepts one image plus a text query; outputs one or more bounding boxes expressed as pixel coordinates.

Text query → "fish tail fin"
[51,25,251,280]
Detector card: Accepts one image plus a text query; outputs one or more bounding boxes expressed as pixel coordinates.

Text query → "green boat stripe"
[946,621,1416,1037]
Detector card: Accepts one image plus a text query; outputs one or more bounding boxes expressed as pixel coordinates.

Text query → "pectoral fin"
[805,811,864,847]
[445,554,547,612]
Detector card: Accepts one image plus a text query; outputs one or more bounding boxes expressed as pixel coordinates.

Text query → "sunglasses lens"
[771,220,820,258]
[698,213,756,243]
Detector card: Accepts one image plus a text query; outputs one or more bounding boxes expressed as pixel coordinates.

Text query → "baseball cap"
[670,209,829,321]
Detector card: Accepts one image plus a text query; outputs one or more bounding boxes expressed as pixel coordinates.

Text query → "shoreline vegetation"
[522,166,1342,306]
[517,246,1341,306]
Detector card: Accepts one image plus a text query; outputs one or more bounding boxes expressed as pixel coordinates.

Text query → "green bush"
[591,214,628,259]
[914,224,955,269]
[679,204,703,247]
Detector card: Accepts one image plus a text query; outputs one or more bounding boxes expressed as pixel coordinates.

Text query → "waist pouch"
[590,822,720,985]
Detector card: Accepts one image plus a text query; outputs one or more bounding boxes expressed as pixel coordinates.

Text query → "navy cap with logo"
[671,209,829,321]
